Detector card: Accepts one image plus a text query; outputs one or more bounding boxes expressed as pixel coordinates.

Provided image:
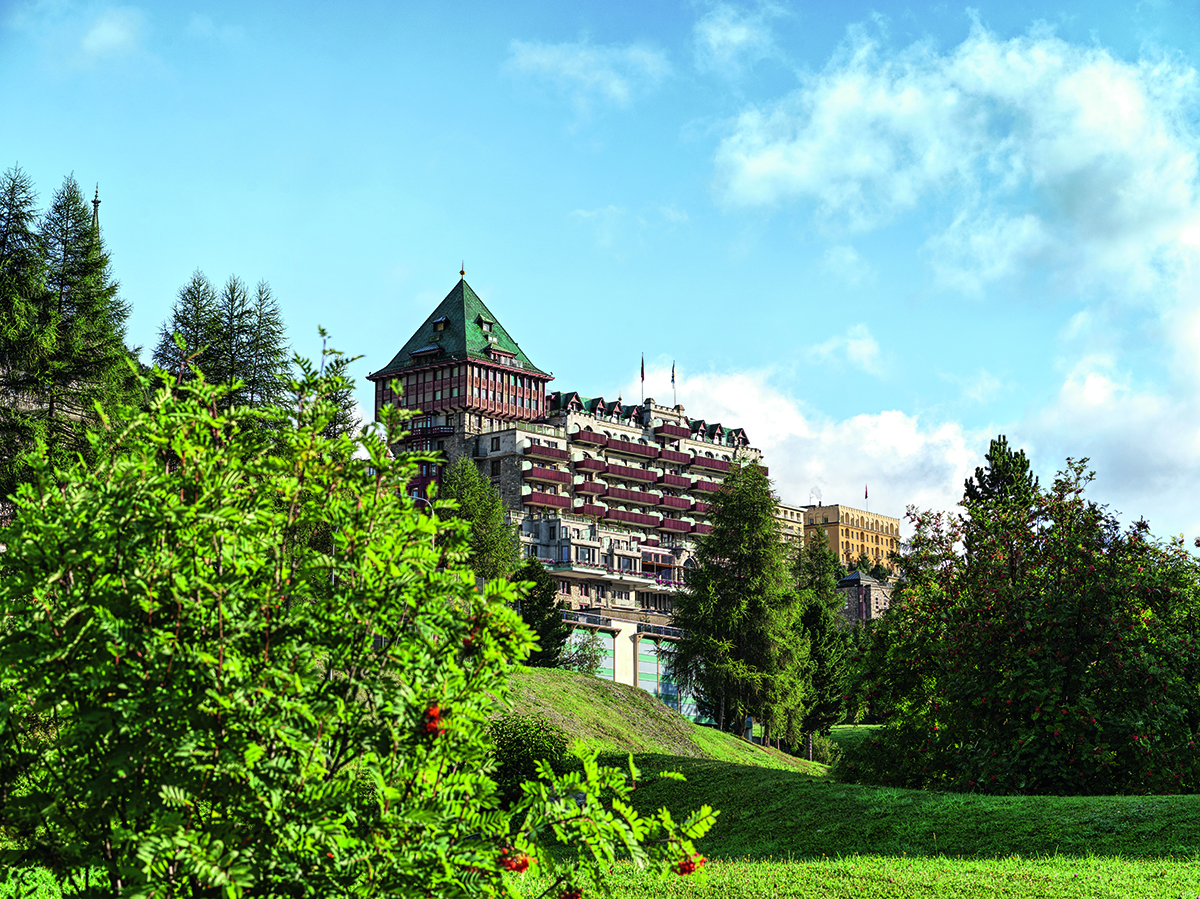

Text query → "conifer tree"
[151,269,218,381]
[667,461,809,741]
[794,531,851,751]
[514,558,572,667]
[437,455,519,581]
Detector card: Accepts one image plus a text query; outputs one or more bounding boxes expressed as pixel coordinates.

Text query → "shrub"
[809,733,842,768]
[0,347,716,897]
[487,714,570,805]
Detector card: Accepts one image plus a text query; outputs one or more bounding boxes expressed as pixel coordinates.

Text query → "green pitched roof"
[371,279,548,379]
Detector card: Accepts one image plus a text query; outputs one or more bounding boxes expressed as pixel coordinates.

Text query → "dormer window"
[434,321,445,332]
[481,321,493,333]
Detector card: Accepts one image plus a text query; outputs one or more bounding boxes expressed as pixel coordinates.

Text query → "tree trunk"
[718,689,725,732]
[806,732,813,762]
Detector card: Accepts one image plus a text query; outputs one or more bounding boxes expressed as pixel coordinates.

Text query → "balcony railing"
[690,456,731,474]
[638,622,685,639]
[523,465,570,485]
[691,479,720,493]
[659,472,691,489]
[658,518,691,534]
[573,502,608,518]
[563,610,613,628]
[574,480,607,495]
[409,424,455,436]
[654,424,691,440]
[524,444,570,462]
[606,487,659,506]
[573,458,607,473]
[692,522,713,535]
[606,439,660,460]
[603,508,663,528]
[691,501,711,515]
[658,495,691,510]
[640,537,661,547]
[606,463,658,483]
[523,491,571,509]
[659,448,692,465]
[570,429,608,446]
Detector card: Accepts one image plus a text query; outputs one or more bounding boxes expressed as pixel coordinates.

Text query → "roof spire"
[460,261,465,279]
[91,184,100,230]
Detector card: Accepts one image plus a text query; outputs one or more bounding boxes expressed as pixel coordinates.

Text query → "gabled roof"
[371,278,548,379]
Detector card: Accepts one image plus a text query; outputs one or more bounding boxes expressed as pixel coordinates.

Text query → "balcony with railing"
[638,622,685,639]
[573,501,608,518]
[563,610,614,629]
[569,428,608,446]
[691,479,721,493]
[523,490,571,509]
[606,463,658,483]
[573,458,606,474]
[691,500,711,515]
[573,479,607,496]
[523,465,570,485]
[408,424,455,437]
[654,423,692,440]
[606,438,660,460]
[602,508,663,528]
[605,486,659,506]
[658,494,691,511]
[690,456,731,474]
[658,518,691,534]
[524,443,570,462]
[659,448,692,465]
[659,472,691,489]
[692,522,713,535]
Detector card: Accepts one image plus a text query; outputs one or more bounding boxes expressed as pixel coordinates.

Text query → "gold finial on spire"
[460,261,465,279]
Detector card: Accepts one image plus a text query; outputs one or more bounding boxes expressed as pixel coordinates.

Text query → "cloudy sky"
[6,0,1200,540]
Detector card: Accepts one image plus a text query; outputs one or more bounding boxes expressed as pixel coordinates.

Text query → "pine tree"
[963,434,1039,509]
[152,270,218,381]
[794,531,851,753]
[514,558,571,667]
[243,280,288,409]
[437,455,519,581]
[667,461,809,741]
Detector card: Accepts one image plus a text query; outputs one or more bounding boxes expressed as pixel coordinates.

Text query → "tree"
[667,461,809,743]
[839,446,1200,795]
[794,531,851,754]
[0,173,137,500]
[0,351,716,897]
[151,269,218,382]
[963,433,1039,508]
[561,630,604,676]
[437,454,520,581]
[515,558,572,667]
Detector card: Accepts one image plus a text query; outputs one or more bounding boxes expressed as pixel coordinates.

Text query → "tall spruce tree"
[667,461,809,742]
[437,455,519,581]
[0,173,135,499]
[794,531,851,754]
[514,558,572,667]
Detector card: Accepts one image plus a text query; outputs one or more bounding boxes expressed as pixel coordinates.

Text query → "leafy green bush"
[809,733,841,768]
[487,714,570,805]
[0,346,716,898]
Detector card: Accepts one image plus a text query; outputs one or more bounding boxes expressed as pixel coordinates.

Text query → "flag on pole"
[865,484,869,500]
[641,354,645,383]
[671,362,675,385]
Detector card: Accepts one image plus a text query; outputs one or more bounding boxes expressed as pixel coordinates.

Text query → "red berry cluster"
[422,704,445,737]
[674,853,706,876]
[557,889,582,899]
[497,848,532,873]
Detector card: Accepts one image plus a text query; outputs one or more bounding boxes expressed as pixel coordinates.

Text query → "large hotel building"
[369,277,898,707]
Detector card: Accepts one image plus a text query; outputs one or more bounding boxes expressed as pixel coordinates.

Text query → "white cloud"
[80,6,144,59]
[714,21,1200,298]
[694,3,780,77]
[629,363,980,530]
[810,323,884,376]
[505,38,670,115]
[820,244,875,286]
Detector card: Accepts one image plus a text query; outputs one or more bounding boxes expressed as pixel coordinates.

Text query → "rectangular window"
[490,460,501,476]
[581,584,590,597]
[451,387,459,397]
[491,436,501,451]
[557,546,571,562]
[558,580,571,594]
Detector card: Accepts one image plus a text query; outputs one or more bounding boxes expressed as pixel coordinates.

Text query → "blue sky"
[6,0,1200,540]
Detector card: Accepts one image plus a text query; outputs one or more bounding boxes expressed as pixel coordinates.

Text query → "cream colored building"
[802,503,901,567]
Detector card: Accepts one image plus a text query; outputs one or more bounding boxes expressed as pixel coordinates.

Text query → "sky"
[6,0,1200,542]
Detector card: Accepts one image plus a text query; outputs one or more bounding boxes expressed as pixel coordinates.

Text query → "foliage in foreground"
[0,356,714,897]
[841,437,1200,795]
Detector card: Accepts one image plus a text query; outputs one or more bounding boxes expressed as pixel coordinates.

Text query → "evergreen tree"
[514,558,571,667]
[794,532,851,751]
[964,434,1039,509]
[437,455,519,581]
[151,270,218,381]
[667,461,809,742]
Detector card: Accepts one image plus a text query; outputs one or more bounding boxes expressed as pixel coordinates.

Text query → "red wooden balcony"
[658,518,691,534]
[658,495,691,510]
[607,438,660,460]
[523,465,570,485]
[691,456,731,474]
[659,448,692,465]
[606,487,659,506]
[691,501,712,515]
[692,522,713,535]
[570,428,608,446]
[606,463,658,483]
[603,508,662,528]
[574,480,607,496]
[524,443,569,462]
[574,502,608,517]
[523,491,570,510]
[574,458,607,473]
[659,472,691,489]
[640,538,661,548]
[654,423,691,440]
[691,479,720,493]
